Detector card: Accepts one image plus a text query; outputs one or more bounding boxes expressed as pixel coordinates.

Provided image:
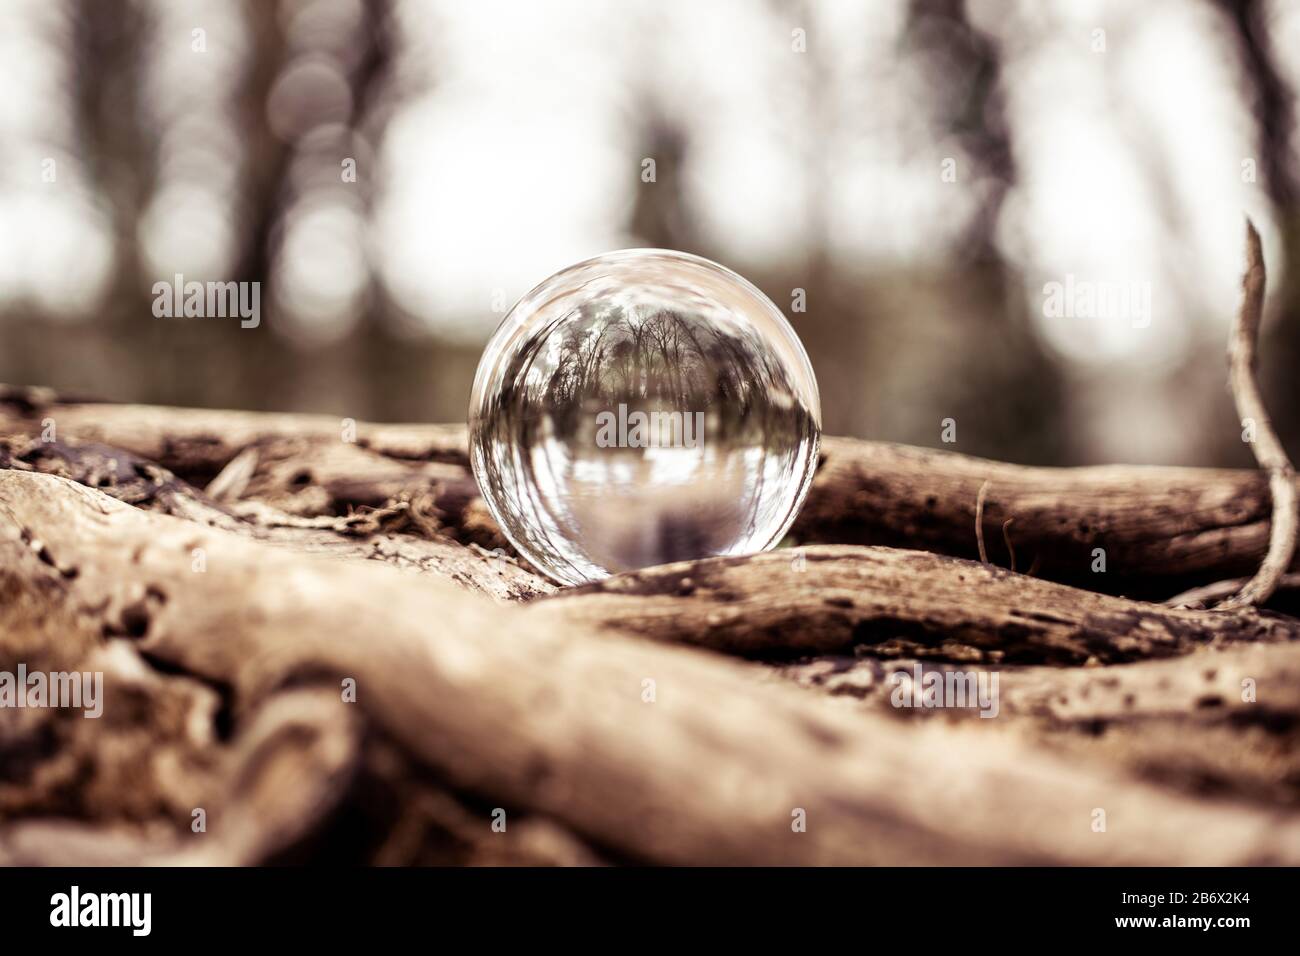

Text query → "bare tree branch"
[1218,219,1297,610]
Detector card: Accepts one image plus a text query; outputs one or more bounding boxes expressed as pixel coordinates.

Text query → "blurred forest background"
[1,0,1298,468]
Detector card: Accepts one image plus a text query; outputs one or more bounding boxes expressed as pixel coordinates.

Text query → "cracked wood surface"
[2,386,1299,865]
[534,545,1295,662]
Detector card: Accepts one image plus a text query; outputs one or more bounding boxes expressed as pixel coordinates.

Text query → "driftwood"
[1,388,1299,864]
[4,387,1295,602]
[0,225,1297,866]
[3,461,1300,867]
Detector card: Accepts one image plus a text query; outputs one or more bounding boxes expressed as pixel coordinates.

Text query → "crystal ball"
[468,249,821,586]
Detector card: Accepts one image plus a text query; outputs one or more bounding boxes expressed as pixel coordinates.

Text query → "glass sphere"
[468,249,821,586]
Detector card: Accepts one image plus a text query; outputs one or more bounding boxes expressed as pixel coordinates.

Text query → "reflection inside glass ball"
[469,249,821,586]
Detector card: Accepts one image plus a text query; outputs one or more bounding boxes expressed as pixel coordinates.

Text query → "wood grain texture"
[3,386,1300,865]
[6,384,1292,599]
[3,468,1299,865]
[534,545,1295,662]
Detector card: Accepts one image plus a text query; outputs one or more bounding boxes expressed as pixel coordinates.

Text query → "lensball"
[468,249,821,586]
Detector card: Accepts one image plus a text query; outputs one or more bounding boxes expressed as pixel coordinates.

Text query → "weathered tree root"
[534,545,1296,663]
[5,385,1296,600]
[3,468,1300,865]
[8,425,1287,666]
[0,431,550,602]
[775,641,1300,808]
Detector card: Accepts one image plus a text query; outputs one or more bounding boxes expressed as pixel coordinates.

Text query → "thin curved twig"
[1217,218,1297,610]
[974,479,990,564]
